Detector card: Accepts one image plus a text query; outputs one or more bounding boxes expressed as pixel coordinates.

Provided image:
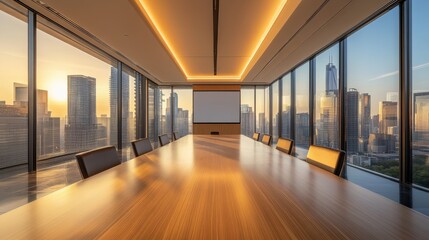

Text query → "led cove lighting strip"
[136,0,288,81]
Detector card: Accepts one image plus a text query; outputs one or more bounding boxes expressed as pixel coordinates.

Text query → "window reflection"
[412,0,429,188]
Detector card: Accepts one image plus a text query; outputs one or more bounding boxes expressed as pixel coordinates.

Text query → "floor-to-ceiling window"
[346,7,400,179]
[37,17,118,165]
[173,87,193,137]
[314,44,339,149]
[294,62,310,159]
[0,0,28,169]
[240,86,255,138]
[412,0,429,188]
[272,81,279,144]
[281,73,291,139]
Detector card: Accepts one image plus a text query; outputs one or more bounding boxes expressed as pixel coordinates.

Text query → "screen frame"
[192,90,241,124]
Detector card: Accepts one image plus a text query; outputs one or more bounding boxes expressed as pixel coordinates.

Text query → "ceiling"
[23,0,395,85]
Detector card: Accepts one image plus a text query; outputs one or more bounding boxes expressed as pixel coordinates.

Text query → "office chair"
[131,138,153,157]
[252,132,260,141]
[276,138,294,155]
[306,145,345,176]
[261,134,272,145]
[159,134,170,147]
[75,145,121,179]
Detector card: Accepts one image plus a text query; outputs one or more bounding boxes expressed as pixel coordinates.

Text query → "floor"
[0,147,135,215]
[1,154,429,217]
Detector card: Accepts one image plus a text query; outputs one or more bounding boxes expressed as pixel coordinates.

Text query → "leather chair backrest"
[75,146,120,179]
[261,134,272,145]
[252,133,260,141]
[306,145,345,176]
[131,138,153,157]
[159,134,170,147]
[276,138,294,155]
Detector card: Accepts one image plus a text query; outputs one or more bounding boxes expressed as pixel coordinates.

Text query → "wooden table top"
[1,135,429,239]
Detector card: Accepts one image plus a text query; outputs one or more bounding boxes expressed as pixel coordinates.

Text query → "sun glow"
[135,0,288,81]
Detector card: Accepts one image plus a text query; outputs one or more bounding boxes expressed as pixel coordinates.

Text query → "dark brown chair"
[261,134,272,145]
[276,138,294,155]
[75,146,120,179]
[131,138,153,157]
[159,134,170,147]
[306,145,345,176]
[252,132,260,141]
[173,132,179,141]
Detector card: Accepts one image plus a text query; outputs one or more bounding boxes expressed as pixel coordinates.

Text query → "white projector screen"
[193,91,240,123]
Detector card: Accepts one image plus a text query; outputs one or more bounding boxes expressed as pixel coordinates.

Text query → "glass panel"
[37,17,118,163]
[160,86,172,140]
[121,65,137,160]
[148,82,158,147]
[412,0,429,188]
[241,87,255,138]
[281,74,291,139]
[173,87,192,137]
[0,1,28,169]
[346,8,399,179]
[272,81,279,143]
[295,62,310,159]
[265,86,270,135]
[256,86,265,135]
[314,44,339,148]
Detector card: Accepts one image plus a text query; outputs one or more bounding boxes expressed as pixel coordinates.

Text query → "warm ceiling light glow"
[238,0,288,77]
[135,0,288,81]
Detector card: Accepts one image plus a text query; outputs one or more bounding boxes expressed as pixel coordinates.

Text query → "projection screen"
[193,91,240,123]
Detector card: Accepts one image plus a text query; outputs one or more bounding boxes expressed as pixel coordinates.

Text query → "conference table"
[1,135,429,239]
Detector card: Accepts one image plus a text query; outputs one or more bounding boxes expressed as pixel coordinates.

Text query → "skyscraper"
[295,113,309,147]
[0,102,27,168]
[258,112,265,134]
[346,88,359,153]
[241,104,254,137]
[109,67,130,146]
[379,101,398,135]
[414,92,429,146]
[359,93,371,152]
[318,59,338,147]
[325,58,338,94]
[281,107,291,138]
[65,75,100,152]
[13,83,60,156]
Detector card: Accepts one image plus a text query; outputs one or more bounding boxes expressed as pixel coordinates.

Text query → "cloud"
[368,71,399,81]
[413,62,429,71]
[367,62,429,81]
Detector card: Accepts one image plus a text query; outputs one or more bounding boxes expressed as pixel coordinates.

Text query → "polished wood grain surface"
[1,135,429,239]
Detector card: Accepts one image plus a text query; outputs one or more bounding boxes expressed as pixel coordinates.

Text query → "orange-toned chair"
[276,138,294,155]
[261,134,272,145]
[306,145,345,176]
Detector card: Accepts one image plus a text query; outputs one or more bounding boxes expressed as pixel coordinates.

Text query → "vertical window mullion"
[400,0,412,184]
[291,71,296,141]
[28,10,36,172]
